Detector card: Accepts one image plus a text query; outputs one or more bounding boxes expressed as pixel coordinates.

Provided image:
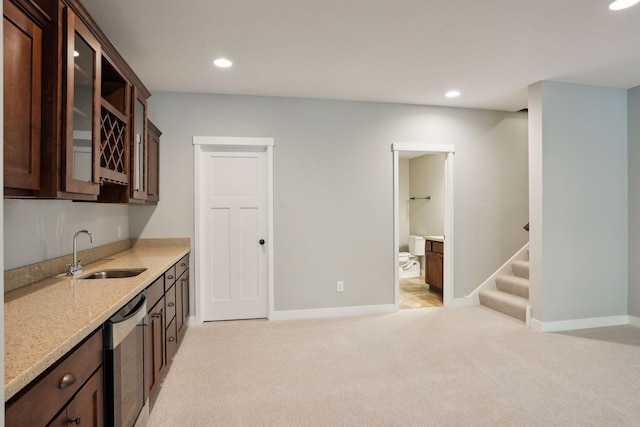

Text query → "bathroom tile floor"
[399,277,443,309]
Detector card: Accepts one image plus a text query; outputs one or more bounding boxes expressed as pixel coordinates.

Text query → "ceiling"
[80,0,640,112]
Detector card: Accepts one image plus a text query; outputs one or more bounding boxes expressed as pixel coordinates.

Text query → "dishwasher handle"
[107,294,147,349]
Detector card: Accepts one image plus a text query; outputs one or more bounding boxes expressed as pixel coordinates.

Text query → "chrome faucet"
[67,230,94,276]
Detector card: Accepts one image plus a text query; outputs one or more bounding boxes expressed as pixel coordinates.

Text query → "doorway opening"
[392,143,455,310]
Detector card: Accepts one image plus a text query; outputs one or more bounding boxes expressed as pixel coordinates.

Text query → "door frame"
[392,143,455,308]
[193,136,275,323]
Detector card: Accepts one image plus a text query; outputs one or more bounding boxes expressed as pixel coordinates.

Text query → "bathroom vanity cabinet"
[425,239,443,294]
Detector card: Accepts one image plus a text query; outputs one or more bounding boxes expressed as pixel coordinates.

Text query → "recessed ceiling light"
[445,90,461,98]
[609,0,640,10]
[213,58,233,68]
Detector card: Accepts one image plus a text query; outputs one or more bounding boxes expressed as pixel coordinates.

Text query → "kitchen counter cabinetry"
[145,253,190,409]
[425,239,444,294]
[5,329,103,427]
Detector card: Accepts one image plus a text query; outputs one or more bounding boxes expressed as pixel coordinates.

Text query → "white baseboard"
[187,315,198,326]
[269,304,396,321]
[529,315,629,332]
[628,316,640,327]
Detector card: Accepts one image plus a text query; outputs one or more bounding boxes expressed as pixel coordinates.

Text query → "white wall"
[3,200,129,269]
[628,85,640,317]
[529,81,628,323]
[409,154,445,236]
[398,159,410,252]
[135,92,528,311]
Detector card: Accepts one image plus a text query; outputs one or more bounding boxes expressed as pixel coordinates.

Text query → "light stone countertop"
[423,235,445,243]
[4,244,190,401]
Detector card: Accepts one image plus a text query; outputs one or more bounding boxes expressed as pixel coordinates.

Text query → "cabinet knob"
[168,336,175,342]
[180,262,186,267]
[68,416,81,424]
[259,239,265,245]
[152,313,162,319]
[168,301,174,307]
[59,373,76,389]
[167,275,174,280]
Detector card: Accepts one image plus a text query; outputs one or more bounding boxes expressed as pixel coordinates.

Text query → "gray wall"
[133,92,528,311]
[409,154,445,237]
[3,200,130,270]
[530,81,628,323]
[629,85,640,317]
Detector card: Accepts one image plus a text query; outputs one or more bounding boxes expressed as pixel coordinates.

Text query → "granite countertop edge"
[4,243,190,402]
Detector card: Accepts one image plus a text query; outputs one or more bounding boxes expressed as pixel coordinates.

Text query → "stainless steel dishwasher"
[104,292,148,427]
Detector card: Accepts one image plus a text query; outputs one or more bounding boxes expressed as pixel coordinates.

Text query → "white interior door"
[199,147,268,321]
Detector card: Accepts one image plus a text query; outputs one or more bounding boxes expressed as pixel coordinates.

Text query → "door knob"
[259,239,265,245]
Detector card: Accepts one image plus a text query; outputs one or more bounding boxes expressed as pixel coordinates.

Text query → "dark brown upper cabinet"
[3,0,156,203]
[3,0,48,197]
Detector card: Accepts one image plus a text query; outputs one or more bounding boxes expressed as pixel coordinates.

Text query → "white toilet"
[399,235,425,279]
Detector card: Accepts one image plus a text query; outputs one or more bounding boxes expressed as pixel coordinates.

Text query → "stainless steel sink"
[83,268,147,280]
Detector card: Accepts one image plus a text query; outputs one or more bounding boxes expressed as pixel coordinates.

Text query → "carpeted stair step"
[511,260,529,279]
[479,289,528,322]
[495,274,529,299]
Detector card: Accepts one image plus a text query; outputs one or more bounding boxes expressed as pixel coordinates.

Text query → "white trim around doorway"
[193,136,275,322]
[392,143,456,308]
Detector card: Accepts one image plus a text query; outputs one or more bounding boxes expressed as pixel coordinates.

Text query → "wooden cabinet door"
[177,270,189,338]
[130,89,147,201]
[146,299,165,405]
[426,251,443,293]
[146,120,161,202]
[65,366,104,427]
[63,8,101,196]
[3,0,45,192]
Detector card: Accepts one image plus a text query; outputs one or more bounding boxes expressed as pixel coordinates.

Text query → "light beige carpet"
[148,307,640,426]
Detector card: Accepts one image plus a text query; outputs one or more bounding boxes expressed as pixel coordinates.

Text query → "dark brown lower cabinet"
[145,253,189,409]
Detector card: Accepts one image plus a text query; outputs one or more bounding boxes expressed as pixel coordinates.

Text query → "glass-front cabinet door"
[131,89,147,201]
[64,9,100,196]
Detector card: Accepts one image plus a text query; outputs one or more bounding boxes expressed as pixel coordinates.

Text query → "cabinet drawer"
[164,265,177,289]
[166,317,178,363]
[165,283,176,328]
[176,254,189,280]
[5,329,103,427]
[432,241,444,254]
[146,275,164,310]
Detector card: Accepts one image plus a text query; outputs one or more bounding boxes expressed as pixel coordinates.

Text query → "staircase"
[479,249,530,322]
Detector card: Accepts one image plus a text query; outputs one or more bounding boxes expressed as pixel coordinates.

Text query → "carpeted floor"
[148,306,640,426]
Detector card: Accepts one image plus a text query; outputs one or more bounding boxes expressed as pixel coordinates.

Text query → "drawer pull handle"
[60,373,76,389]
[168,336,175,342]
[68,416,81,424]
[168,302,175,307]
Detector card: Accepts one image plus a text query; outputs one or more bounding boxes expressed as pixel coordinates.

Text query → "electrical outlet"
[337,281,344,292]
[117,225,122,238]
